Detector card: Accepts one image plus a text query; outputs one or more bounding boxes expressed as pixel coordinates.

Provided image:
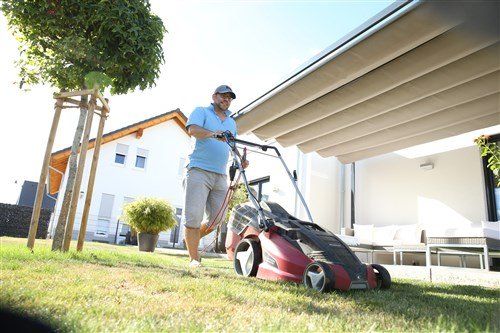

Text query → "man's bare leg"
[200,223,215,238]
[184,227,200,261]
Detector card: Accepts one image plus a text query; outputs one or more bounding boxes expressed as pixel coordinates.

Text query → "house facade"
[47,110,215,249]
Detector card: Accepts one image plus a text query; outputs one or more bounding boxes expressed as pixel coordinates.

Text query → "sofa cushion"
[343,227,354,237]
[354,224,373,245]
[393,224,422,245]
[428,225,499,239]
[372,225,397,246]
[482,221,500,240]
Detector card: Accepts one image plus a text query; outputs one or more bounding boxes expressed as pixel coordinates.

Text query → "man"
[183,85,248,268]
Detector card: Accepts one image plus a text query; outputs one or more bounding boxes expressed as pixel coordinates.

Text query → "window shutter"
[116,143,129,155]
[137,148,149,157]
[98,194,115,219]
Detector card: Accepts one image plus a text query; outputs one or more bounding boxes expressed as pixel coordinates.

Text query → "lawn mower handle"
[216,131,314,224]
[215,131,280,155]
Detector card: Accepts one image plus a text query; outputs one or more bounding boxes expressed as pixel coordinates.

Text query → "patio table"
[350,245,393,264]
[425,237,500,271]
[392,244,427,265]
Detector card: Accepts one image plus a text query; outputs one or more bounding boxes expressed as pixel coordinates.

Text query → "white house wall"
[244,135,487,233]
[301,153,342,233]
[353,146,487,228]
[50,120,195,248]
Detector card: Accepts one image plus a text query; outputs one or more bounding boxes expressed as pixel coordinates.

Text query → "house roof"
[234,0,500,163]
[48,109,187,195]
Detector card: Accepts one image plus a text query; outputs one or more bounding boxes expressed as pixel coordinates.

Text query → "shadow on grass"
[281,280,499,331]
[201,269,498,332]
[0,306,71,333]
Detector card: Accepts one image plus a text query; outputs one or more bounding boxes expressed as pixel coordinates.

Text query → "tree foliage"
[475,135,500,186]
[122,197,176,235]
[1,0,166,93]
[227,184,248,221]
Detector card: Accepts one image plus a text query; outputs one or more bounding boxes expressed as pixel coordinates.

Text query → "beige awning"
[235,1,500,164]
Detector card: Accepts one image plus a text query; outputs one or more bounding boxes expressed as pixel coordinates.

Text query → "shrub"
[475,135,500,186]
[226,184,248,220]
[122,198,176,235]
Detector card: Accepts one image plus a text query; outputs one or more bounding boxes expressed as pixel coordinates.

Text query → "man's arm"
[187,125,224,141]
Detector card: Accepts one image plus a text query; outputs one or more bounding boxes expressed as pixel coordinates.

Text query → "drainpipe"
[294,148,301,217]
[350,162,356,228]
[339,163,345,232]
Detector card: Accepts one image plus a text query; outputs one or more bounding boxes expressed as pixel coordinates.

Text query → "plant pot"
[138,232,159,252]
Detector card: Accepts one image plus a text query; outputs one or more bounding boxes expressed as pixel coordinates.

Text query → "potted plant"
[122,197,177,252]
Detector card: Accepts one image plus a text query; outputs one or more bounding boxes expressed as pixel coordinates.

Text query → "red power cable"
[200,147,247,255]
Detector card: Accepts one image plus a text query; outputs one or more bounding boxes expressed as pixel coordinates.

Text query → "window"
[115,143,129,165]
[96,219,110,236]
[135,148,148,169]
[178,157,186,176]
[120,223,131,237]
[482,134,500,221]
[118,197,135,237]
[170,208,182,245]
[95,193,115,236]
[122,197,135,211]
[115,154,126,164]
[135,156,146,168]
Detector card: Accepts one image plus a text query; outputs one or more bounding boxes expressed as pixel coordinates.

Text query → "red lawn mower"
[217,131,391,292]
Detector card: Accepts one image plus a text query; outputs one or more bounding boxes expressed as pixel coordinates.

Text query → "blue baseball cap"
[214,85,236,99]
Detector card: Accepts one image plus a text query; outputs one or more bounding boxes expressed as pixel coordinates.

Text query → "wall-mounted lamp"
[419,162,434,171]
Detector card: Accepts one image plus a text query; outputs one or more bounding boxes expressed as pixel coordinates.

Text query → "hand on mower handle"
[212,130,234,142]
[212,131,226,141]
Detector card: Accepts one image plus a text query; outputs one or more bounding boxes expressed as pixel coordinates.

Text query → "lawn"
[1,237,499,332]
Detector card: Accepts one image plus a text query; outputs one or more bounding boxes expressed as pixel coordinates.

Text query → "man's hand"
[212,130,226,142]
[242,159,249,169]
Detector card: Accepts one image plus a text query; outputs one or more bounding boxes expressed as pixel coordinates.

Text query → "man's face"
[212,92,233,111]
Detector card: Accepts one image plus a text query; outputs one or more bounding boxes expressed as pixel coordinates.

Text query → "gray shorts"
[183,167,229,229]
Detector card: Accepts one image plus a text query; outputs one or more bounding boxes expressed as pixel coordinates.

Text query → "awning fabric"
[235,1,500,163]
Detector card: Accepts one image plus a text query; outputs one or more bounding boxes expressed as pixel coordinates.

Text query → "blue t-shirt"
[186,104,237,175]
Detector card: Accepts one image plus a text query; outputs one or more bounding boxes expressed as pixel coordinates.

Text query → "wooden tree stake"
[27,99,63,249]
[54,89,95,99]
[77,106,108,251]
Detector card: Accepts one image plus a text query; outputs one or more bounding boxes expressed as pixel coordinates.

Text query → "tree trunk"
[52,94,88,251]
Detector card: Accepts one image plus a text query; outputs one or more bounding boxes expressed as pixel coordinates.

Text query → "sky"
[5,0,498,206]
[0,0,398,203]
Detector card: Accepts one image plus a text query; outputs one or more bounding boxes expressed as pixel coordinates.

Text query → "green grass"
[1,237,499,332]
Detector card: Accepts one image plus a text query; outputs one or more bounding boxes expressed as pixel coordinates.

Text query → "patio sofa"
[344,221,500,269]
[343,223,425,264]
